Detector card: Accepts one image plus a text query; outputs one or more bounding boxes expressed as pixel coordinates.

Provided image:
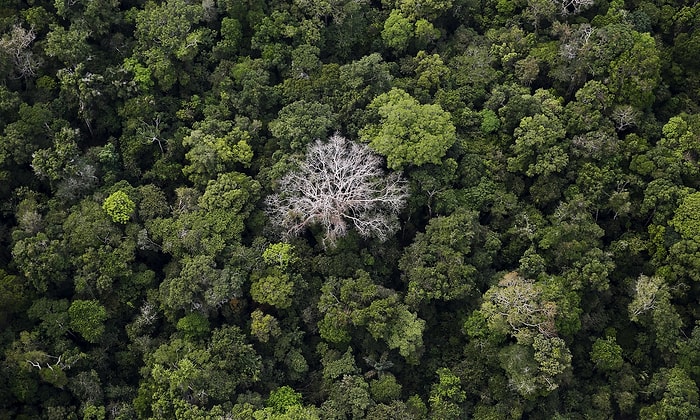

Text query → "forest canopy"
[2,0,700,418]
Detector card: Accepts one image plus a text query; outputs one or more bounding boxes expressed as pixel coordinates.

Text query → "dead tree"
[0,25,40,79]
[266,133,408,247]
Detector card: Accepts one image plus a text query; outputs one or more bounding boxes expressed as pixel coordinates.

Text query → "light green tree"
[262,242,298,269]
[103,190,135,224]
[266,386,303,413]
[360,88,456,169]
[382,10,413,52]
[428,367,466,418]
[671,192,700,240]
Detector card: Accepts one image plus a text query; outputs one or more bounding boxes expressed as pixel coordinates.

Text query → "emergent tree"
[266,133,408,247]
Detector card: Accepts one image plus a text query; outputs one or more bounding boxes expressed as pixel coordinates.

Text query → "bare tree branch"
[0,24,40,79]
[266,133,408,247]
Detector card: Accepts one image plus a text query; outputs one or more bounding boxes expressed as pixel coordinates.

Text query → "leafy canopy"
[102,190,135,224]
[360,88,456,170]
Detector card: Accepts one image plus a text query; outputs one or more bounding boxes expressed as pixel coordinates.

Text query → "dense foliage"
[1,0,700,418]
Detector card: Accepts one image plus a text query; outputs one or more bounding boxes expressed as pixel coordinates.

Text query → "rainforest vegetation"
[2,0,700,418]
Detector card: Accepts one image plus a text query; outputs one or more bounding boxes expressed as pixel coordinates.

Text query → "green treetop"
[102,190,135,224]
[360,88,456,170]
